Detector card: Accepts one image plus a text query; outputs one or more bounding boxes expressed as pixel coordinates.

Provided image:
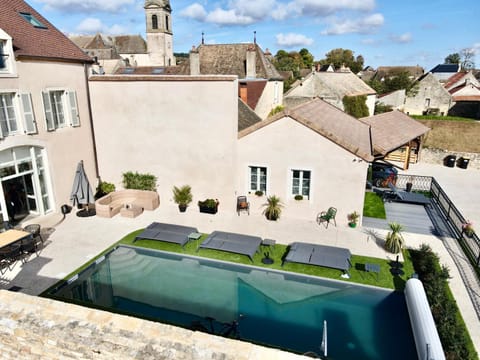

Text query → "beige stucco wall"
[89,75,239,211]
[255,80,283,119]
[0,60,97,212]
[237,117,368,223]
[404,74,452,115]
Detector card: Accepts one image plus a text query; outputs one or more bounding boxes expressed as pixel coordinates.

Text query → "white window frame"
[0,29,17,77]
[249,166,268,194]
[0,90,37,138]
[42,88,80,131]
[291,169,311,200]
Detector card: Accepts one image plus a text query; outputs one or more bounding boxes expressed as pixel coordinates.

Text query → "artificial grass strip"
[363,191,387,219]
[120,230,413,290]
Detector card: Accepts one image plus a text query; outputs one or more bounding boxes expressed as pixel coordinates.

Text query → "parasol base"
[76,208,96,217]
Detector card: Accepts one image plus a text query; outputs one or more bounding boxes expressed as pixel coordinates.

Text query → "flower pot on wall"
[348,222,357,228]
[178,204,187,213]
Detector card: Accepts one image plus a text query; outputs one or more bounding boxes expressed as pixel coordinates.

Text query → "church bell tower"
[144,0,174,66]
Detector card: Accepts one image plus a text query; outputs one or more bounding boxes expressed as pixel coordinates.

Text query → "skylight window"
[19,12,47,29]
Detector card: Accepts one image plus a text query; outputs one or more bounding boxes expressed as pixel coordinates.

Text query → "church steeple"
[144,0,174,66]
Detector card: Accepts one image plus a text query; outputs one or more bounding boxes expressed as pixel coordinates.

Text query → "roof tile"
[0,0,91,62]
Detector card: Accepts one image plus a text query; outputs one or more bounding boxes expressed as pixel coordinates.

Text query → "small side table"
[365,263,380,281]
[261,238,276,256]
[188,232,203,249]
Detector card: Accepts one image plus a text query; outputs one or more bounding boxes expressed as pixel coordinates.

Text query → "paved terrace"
[0,162,479,357]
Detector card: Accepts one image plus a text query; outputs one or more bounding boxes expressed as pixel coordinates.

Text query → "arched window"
[152,15,158,30]
[165,15,169,31]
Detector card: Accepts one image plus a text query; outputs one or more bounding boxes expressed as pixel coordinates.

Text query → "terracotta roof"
[0,0,91,62]
[177,43,283,80]
[238,98,262,132]
[360,111,430,155]
[240,98,374,161]
[444,71,468,89]
[453,95,480,101]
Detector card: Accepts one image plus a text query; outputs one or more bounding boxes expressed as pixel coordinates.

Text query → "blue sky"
[27,0,479,71]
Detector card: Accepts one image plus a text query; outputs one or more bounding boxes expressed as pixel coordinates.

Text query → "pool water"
[48,246,416,359]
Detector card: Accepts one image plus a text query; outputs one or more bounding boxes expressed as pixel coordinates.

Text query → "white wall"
[89,75,239,211]
[0,60,97,211]
[254,80,284,119]
[238,116,368,223]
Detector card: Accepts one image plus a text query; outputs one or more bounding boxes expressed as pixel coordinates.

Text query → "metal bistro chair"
[23,224,44,246]
[236,196,250,216]
[0,243,22,273]
[316,207,337,228]
[20,235,41,263]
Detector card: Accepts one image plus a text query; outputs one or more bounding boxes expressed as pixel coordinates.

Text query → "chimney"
[189,46,200,76]
[246,44,256,78]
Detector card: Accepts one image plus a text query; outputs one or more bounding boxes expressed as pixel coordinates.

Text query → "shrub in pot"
[262,195,283,221]
[347,211,360,228]
[255,190,264,197]
[294,194,303,201]
[172,185,192,212]
[385,222,405,254]
[94,181,116,200]
[198,198,219,214]
[122,171,157,191]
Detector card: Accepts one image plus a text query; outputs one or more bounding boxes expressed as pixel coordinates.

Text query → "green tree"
[299,48,314,69]
[342,95,369,118]
[444,53,461,64]
[319,48,364,73]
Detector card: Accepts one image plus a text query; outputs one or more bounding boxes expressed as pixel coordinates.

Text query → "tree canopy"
[317,48,364,73]
[444,53,461,64]
[444,49,475,70]
[368,70,415,95]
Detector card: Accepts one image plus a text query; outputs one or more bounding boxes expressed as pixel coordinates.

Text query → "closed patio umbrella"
[70,160,95,217]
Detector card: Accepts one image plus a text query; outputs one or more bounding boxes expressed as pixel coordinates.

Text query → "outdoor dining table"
[0,229,32,249]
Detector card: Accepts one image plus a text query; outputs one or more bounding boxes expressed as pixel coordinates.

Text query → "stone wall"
[421,148,480,170]
[0,291,307,360]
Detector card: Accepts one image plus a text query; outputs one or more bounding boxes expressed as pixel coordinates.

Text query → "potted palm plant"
[384,222,405,254]
[347,211,360,228]
[172,185,192,212]
[262,195,283,221]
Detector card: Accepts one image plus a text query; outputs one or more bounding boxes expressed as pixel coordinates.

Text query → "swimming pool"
[47,245,416,359]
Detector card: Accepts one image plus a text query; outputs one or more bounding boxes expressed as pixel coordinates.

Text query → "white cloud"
[293,0,376,16]
[181,0,276,25]
[390,32,412,44]
[36,0,134,13]
[275,33,314,47]
[321,13,384,35]
[76,17,103,33]
[471,42,480,55]
[205,8,256,25]
[180,3,207,21]
[75,17,127,35]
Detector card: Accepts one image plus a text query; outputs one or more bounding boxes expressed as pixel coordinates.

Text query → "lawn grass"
[411,115,477,122]
[363,191,387,219]
[119,230,413,291]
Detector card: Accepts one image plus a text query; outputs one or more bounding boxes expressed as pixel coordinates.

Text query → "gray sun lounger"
[198,231,262,261]
[134,222,199,247]
[283,242,351,272]
[387,183,431,206]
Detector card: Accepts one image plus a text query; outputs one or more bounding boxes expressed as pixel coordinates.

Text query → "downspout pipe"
[84,62,100,180]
